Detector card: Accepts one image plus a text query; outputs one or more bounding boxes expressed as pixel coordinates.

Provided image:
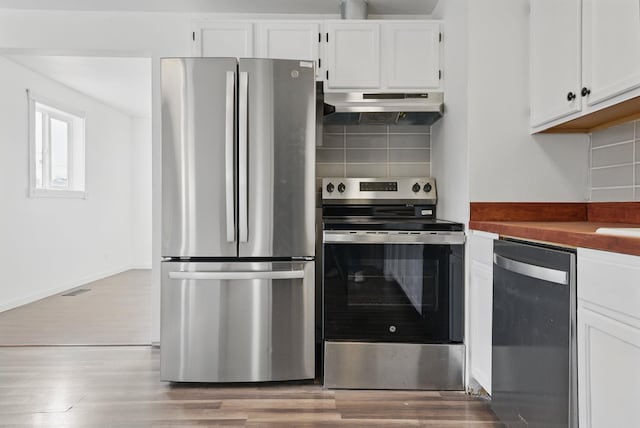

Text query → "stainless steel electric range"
[321,177,466,390]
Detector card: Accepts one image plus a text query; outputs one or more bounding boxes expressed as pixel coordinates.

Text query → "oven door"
[323,231,465,344]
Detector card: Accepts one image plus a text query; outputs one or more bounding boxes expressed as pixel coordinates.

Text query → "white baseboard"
[0,265,134,313]
[129,265,152,270]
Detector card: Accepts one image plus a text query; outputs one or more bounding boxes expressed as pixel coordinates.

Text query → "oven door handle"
[323,231,465,245]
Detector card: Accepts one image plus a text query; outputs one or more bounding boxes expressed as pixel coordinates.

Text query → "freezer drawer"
[160,261,314,382]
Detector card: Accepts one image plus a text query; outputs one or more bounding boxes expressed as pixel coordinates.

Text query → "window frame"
[27,90,87,199]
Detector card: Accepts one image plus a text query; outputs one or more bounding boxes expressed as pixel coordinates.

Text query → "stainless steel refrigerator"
[160,58,316,382]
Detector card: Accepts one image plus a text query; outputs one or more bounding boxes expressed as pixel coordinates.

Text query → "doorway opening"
[0,53,152,345]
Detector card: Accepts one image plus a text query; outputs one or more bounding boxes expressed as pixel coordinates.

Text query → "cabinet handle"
[581,87,591,97]
[566,91,576,102]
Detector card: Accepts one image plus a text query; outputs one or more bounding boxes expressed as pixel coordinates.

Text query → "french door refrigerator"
[160,58,316,382]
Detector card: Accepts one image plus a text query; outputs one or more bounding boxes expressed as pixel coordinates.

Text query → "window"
[28,91,86,198]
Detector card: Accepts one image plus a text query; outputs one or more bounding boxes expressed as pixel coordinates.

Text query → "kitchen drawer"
[577,248,640,323]
[468,230,498,266]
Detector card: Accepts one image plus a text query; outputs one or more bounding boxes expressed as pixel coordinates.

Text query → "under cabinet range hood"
[323,92,444,126]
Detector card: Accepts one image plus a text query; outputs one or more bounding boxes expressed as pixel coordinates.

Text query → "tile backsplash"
[317,125,431,178]
[590,120,639,201]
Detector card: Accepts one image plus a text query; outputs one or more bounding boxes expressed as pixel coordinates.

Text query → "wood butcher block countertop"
[469,202,640,256]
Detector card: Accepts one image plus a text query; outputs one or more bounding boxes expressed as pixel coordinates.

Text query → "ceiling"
[0,0,439,15]
[6,55,151,118]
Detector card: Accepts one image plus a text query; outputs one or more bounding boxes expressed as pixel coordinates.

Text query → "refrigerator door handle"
[238,71,249,243]
[225,71,235,242]
[168,270,305,281]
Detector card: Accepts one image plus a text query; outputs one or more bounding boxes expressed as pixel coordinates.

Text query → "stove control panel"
[322,177,437,204]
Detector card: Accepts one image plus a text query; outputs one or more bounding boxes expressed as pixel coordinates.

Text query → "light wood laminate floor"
[0,346,502,427]
[0,270,502,426]
[0,270,151,346]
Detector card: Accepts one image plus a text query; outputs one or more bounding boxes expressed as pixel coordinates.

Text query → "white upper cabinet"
[255,22,320,61]
[255,22,322,78]
[324,20,442,92]
[383,22,441,90]
[530,0,581,128]
[192,19,442,91]
[582,0,640,107]
[530,0,640,132]
[324,21,381,89]
[193,22,254,57]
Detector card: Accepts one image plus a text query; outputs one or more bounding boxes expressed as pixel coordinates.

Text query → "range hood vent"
[340,0,368,19]
[323,92,444,126]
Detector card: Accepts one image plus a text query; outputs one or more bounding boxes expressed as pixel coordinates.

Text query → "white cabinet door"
[467,230,498,395]
[582,0,640,107]
[193,22,253,57]
[255,22,321,78]
[255,22,320,61]
[469,260,493,394]
[530,0,582,128]
[383,22,441,90]
[325,22,381,89]
[578,307,640,428]
[577,248,640,428]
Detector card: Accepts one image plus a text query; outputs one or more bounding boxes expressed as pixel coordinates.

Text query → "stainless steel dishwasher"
[492,239,577,428]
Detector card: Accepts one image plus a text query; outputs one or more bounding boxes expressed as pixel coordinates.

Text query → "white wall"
[0,9,194,342]
[465,0,589,202]
[431,0,592,394]
[0,56,136,312]
[432,0,590,222]
[131,117,152,268]
[431,0,469,223]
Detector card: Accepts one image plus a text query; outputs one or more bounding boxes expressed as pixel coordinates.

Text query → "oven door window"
[324,243,458,343]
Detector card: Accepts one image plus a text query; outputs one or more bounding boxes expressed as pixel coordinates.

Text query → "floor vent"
[62,288,91,297]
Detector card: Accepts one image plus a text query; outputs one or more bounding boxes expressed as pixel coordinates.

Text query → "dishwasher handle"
[493,253,569,285]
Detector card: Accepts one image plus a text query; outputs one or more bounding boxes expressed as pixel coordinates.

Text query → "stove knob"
[326,182,335,193]
[337,183,346,193]
[423,183,433,193]
[412,183,421,193]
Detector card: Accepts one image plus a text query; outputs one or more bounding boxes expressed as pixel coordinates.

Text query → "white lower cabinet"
[577,248,640,428]
[467,230,498,395]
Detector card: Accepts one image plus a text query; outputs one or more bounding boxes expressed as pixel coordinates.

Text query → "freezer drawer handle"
[493,253,569,285]
[168,270,305,281]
